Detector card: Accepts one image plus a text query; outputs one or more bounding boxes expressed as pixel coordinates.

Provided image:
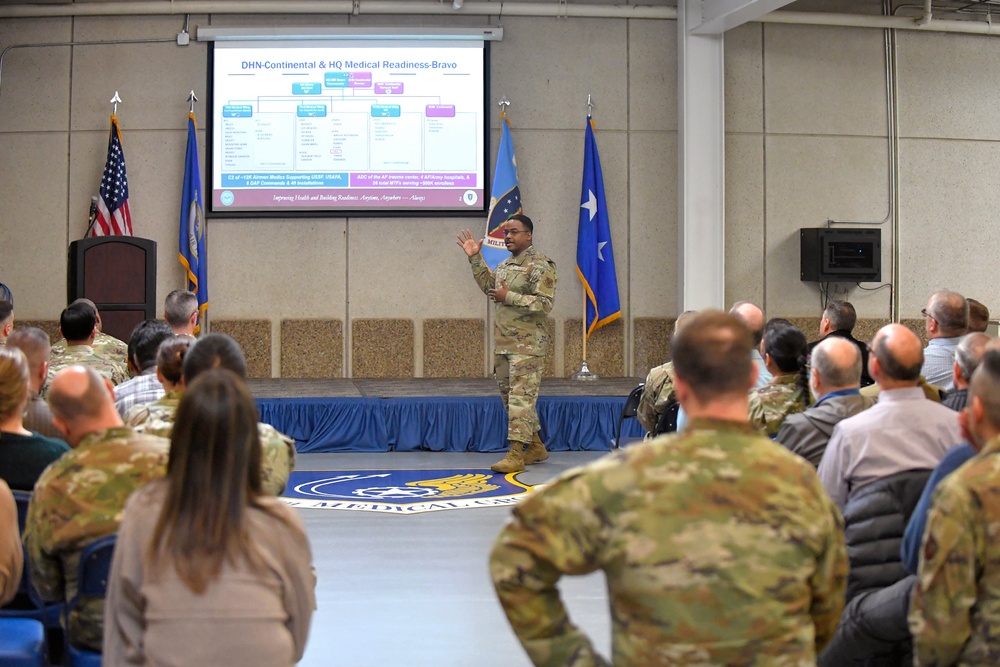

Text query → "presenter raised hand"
[459,215,557,473]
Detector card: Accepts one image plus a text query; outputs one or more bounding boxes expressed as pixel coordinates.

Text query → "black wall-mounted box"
[800,228,881,282]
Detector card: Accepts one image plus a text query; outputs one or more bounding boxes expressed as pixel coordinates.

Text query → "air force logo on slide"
[281,469,534,514]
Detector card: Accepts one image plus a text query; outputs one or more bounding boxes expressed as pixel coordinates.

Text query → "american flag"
[91,114,133,236]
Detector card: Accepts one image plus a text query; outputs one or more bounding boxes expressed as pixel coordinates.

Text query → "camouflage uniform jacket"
[124,390,183,429]
[470,246,556,357]
[909,434,1000,666]
[45,344,130,393]
[636,361,675,434]
[490,418,848,667]
[748,373,808,437]
[51,331,128,364]
[23,426,169,651]
[133,397,296,497]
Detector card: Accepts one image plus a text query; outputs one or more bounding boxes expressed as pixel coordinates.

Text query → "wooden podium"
[68,237,156,343]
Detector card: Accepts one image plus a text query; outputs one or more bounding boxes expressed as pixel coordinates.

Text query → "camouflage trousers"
[494,353,543,445]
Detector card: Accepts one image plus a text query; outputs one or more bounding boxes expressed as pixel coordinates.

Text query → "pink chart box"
[374,82,404,94]
[425,105,456,118]
[349,72,373,88]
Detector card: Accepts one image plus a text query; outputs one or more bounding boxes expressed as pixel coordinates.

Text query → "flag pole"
[572,94,599,381]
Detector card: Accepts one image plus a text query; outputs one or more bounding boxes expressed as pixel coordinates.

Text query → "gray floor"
[292,451,614,667]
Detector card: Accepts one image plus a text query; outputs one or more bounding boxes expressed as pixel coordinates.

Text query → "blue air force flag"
[576,117,621,337]
[178,112,208,334]
[483,112,521,271]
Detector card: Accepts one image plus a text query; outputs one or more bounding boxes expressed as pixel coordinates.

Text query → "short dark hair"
[872,333,922,382]
[672,311,754,402]
[127,320,175,371]
[971,349,1000,428]
[506,213,533,233]
[763,323,808,374]
[182,333,247,384]
[824,300,857,332]
[164,290,198,328]
[60,303,97,342]
[0,300,12,324]
[967,298,990,333]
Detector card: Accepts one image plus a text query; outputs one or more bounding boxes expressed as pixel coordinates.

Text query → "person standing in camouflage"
[23,365,168,651]
[909,348,1000,665]
[490,310,847,666]
[457,214,557,473]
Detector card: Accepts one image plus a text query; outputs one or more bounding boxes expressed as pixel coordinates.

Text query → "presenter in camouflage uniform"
[457,214,557,473]
[490,311,847,666]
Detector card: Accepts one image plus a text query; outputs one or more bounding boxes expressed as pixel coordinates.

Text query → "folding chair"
[64,535,117,667]
[0,617,47,666]
[613,383,644,449]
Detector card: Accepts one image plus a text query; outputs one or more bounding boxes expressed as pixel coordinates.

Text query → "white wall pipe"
[0,1,676,20]
[0,0,997,37]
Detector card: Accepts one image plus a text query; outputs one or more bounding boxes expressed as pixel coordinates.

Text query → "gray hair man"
[777,337,876,468]
[941,332,991,412]
[163,289,198,336]
[921,289,969,389]
[818,324,960,510]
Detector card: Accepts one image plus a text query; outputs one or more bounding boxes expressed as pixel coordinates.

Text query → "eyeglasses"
[921,308,936,321]
[503,229,528,237]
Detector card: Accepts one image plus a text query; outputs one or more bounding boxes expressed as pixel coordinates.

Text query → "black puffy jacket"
[818,469,931,667]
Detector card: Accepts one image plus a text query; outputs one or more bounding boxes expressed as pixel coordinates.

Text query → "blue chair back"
[0,491,63,630]
[64,535,116,667]
[0,617,47,667]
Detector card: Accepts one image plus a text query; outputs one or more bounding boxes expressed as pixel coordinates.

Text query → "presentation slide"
[208,39,487,216]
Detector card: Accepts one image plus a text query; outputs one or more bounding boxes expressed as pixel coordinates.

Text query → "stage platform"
[247,377,646,454]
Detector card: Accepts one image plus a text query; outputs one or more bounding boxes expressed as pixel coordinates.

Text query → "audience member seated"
[47,303,129,391]
[51,298,128,363]
[748,320,809,437]
[124,336,191,428]
[966,297,990,333]
[24,365,168,652]
[133,333,295,496]
[163,289,199,336]
[1,479,22,606]
[777,336,875,468]
[114,319,174,417]
[818,323,960,511]
[4,327,62,438]
[817,469,929,666]
[941,332,990,412]
[0,347,70,491]
[729,301,772,388]
[920,289,969,389]
[909,348,1000,665]
[0,300,12,344]
[808,300,873,386]
[489,310,847,665]
[104,369,316,666]
[636,310,697,436]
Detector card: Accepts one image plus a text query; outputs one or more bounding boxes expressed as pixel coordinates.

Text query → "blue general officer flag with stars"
[576,117,621,337]
[179,112,208,334]
[483,111,521,271]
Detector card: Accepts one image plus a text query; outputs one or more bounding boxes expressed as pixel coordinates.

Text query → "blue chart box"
[222,105,253,118]
[292,82,322,95]
[325,72,349,88]
[297,105,328,118]
[370,105,401,118]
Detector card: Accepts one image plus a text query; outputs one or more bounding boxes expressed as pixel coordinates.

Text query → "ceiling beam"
[691,0,798,34]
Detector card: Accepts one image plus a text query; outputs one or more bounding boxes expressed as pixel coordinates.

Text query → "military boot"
[491,441,525,473]
[524,432,548,465]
